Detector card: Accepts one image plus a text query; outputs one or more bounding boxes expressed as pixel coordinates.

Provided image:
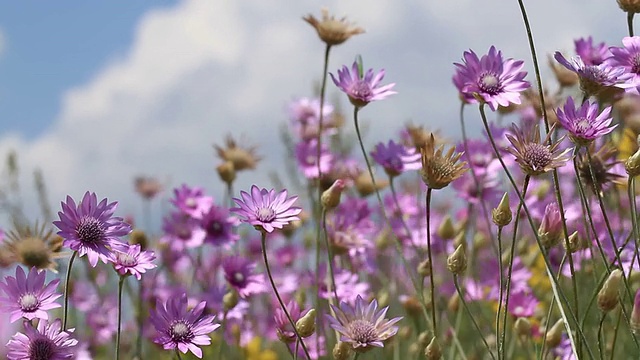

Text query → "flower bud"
[492,193,512,227]
[417,331,431,348]
[544,319,564,349]
[129,229,149,250]
[626,148,640,177]
[333,341,352,360]
[447,244,467,275]
[399,326,413,340]
[354,171,388,197]
[437,215,456,240]
[216,161,236,185]
[514,317,532,338]
[630,289,640,334]
[598,269,623,312]
[295,309,316,338]
[417,259,431,278]
[424,337,442,359]
[562,231,582,253]
[538,203,563,249]
[400,295,423,317]
[321,179,346,210]
[223,290,239,311]
[447,292,460,313]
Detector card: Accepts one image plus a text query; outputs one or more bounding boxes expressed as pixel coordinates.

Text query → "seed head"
[618,0,640,13]
[216,161,236,185]
[505,124,571,176]
[214,135,261,172]
[420,134,468,190]
[303,8,364,46]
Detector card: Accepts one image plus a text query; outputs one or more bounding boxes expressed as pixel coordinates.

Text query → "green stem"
[539,255,566,360]
[629,12,635,37]
[610,307,622,360]
[175,349,184,360]
[260,232,312,360]
[135,280,144,358]
[62,251,77,331]
[598,314,606,360]
[425,188,437,336]
[496,226,504,360]
[454,275,497,360]
[216,310,228,360]
[389,177,423,256]
[322,208,339,302]
[115,276,126,360]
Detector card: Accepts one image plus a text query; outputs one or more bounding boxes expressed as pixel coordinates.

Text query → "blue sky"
[0,0,629,226]
[0,1,175,137]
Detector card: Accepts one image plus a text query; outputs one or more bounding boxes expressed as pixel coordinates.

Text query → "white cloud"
[0,0,629,224]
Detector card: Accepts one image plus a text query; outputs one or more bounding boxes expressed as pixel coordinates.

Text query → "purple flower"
[608,36,640,94]
[221,256,266,298]
[150,293,220,358]
[0,267,61,323]
[575,36,610,66]
[370,140,421,177]
[288,97,335,139]
[453,46,530,111]
[326,295,402,352]
[555,96,615,145]
[6,319,77,360]
[507,290,539,317]
[108,244,156,280]
[330,61,396,108]
[231,185,302,233]
[53,192,131,267]
[170,184,213,219]
[295,139,333,179]
[160,212,206,251]
[274,300,304,343]
[86,298,118,345]
[199,204,240,246]
[554,52,630,96]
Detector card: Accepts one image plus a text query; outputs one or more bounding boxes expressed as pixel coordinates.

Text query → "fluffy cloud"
[0,0,629,224]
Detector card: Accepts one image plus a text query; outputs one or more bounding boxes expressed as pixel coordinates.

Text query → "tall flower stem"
[453,275,497,360]
[135,281,145,358]
[597,314,606,360]
[115,276,126,360]
[322,208,339,302]
[389,177,423,256]
[425,188,437,335]
[478,103,592,358]
[62,251,77,331]
[260,231,312,360]
[352,106,434,332]
[175,349,184,360]
[629,12,635,37]
[539,255,566,358]
[216,310,229,360]
[495,226,505,360]
[629,177,640,268]
[315,44,332,187]
[500,176,529,359]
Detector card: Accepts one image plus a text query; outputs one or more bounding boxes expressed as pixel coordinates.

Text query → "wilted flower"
[420,134,468,189]
[326,295,402,352]
[453,46,530,111]
[575,142,625,194]
[303,8,364,46]
[331,61,396,108]
[555,96,616,145]
[6,319,77,360]
[231,185,302,233]
[505,124,571,176]
[214,135,261,172]
[0,266,61,323]
[3,223,64,271]
[150,293,220,358]
[619,0,640,13]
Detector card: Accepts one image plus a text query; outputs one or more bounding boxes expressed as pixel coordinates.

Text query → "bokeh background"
[0,0,625,227]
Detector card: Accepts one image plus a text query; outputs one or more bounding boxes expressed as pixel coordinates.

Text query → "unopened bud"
[563,231,582,253]
[355,172,388,197]
[631,290,640,333]
[377,290,390,308]
[399,326,413,340]
[437,216,456,240]
[424,337,442,359]
[447,292,460,313]
[321,179,346,210]
[447,244,467,275]
[333,341,352,360]
[223,290,239,311]
[295,309,316,338]
[492,193,512,227]
[514,317,532,338]
[400,295,423,317]
[216,161,236,185]
[129,229,149,249]
[626,149,640,177]
[545,319,564,349]
[598,269,623,312]
[417,259,431,277]
[453,232,465,249]
[417,331,431,348]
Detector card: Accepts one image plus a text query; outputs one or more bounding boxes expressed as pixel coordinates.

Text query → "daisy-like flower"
[453,46,530,111]
[231,185,302,233]
[331,61,396,108]
[6,319,78,360]
[107,244,156,280]
[53,192,131,267]
[170,184,213,219]
[221,256,266,298]
[326,295,402,352]
[303,8,364,46]
[200,204,240,246]
[150,293,220,358]
[295,139,333,179]
[555,96,616,146]
[0,267,61,323]
[420,133,468,190]
[214,134,262,172]
[608,36,640,94]
[371,140,422,177]
[505,124,572,176]
[575,37,610,66]
[3,223,64,271]
[554,52,630,97]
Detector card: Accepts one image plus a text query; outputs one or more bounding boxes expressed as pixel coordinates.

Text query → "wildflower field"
[5,1,640,359]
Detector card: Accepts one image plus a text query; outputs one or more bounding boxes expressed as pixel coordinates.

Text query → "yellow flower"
[244,337,279,360]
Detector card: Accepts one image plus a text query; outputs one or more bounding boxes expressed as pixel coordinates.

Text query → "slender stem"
[610,308,622,360]
[62,251,77,331]
[260,232,312,360]
[426,188,437,336]
[322,209,339,302]
[353,353,360,360]
[478,103,592,359]
[389,177,422,256]
[501,176,529,358]
[315,44,332,185]
[453,275,497,360]
[496,226,505,360]
[629,12,635,37]
[631,178,640,269]
[175,349,184,360]
[216,310,228,360]
[115,276,126,360]
[598,314,606,360]
[135,280,144,358]
[539,255,566,360]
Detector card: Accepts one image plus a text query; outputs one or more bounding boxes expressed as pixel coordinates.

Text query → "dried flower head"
[134,176,163,200]
[619,0,640,13]
[548,54,579,88]
[303,8,364,46]
[576,142,625,194]
[420,134,468,190]
[3,223,65,271]
[214,135,261,172]
[505,124,571,176]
